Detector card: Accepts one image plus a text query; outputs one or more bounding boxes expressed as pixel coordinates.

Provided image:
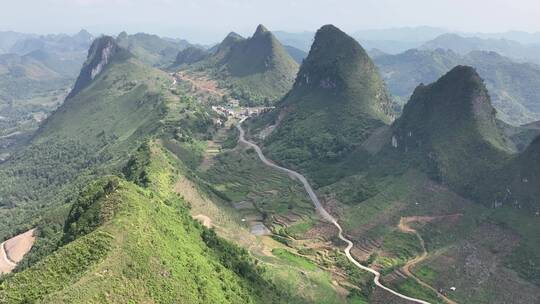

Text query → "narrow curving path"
[399,218,458,304]
[237,120,432,304]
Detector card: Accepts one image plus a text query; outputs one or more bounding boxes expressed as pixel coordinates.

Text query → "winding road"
[237,120,432,304]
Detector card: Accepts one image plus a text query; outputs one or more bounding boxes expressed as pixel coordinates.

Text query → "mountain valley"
[0,16,539,304]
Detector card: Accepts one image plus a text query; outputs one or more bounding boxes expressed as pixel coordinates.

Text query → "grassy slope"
[261,25,393,186]
[0,143,287,304]
[0,51,172,246]
[184,25,299,105]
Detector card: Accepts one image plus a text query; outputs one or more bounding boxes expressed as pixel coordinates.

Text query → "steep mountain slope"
[0,36,174,243]
[314,64,540,302]
[260,24,394,183]
[505,136,540,209]
[283,45,307,64]
[116,32,191,67]
[375,49,540,124]
[66,36,127,99]
[0,143,288,304]
[184,25,299,105]
[390,66,512,200]
[173,46,208,66]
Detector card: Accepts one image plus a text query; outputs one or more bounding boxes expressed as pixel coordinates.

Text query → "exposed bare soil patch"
[193,214,213,228]
[0,228,36,274]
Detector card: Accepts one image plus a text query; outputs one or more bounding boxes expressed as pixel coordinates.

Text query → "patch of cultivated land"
[413,223,540,304]
[0,228,36,274]
[398,216,459,304]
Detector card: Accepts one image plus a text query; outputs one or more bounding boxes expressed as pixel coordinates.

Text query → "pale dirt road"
[236,120,432,304]
[398,217,459,304]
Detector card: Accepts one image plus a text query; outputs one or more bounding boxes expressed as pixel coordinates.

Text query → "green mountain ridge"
[183,25,299,105]
[66,36,127,99]
[260,24,394,183]
[0,144,288,303]
[0,36,174,245]
[1,23,539,304]
[390,65,512,200]
[173,46,208,66]
[0,33,299,303]
[116,32,191,67]
[421,33,540,64]
[374,48,540,125]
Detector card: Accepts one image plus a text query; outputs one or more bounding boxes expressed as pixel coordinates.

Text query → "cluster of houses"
[211,104,275,121]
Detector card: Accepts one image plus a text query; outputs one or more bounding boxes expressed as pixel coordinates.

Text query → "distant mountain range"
[420,33,540,64]
[374,48,540,125]
[116,32,191,67]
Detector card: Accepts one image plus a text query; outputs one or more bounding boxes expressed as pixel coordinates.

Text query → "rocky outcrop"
[67,36,123,99]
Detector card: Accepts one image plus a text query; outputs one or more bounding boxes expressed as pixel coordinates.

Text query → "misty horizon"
[3,0,540,44]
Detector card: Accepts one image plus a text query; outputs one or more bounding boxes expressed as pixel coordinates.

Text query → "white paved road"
[237,120,432,304]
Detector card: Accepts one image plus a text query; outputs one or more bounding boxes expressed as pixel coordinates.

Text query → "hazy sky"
[2,0,540,43]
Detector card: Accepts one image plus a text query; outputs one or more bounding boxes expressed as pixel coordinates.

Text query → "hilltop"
[259,24,394,184]
[390,65,512,200]
[181,25,299,105]
[173,46,208,66]
[374,48,540,124]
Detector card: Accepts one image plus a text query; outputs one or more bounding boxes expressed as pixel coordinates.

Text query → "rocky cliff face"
[67,36,123,99]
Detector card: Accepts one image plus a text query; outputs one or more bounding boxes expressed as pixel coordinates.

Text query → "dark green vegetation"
[0,35,170,243]
[0,144,288,303]
[0,35,298,303]
[173,46,209,66]
[261,24,394,185]
[250,25,540,303]
[390,66,512,203]
[1,32,364,304]
[182,25,299,105]
[374,48,540,124]
[1,23,539,304]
